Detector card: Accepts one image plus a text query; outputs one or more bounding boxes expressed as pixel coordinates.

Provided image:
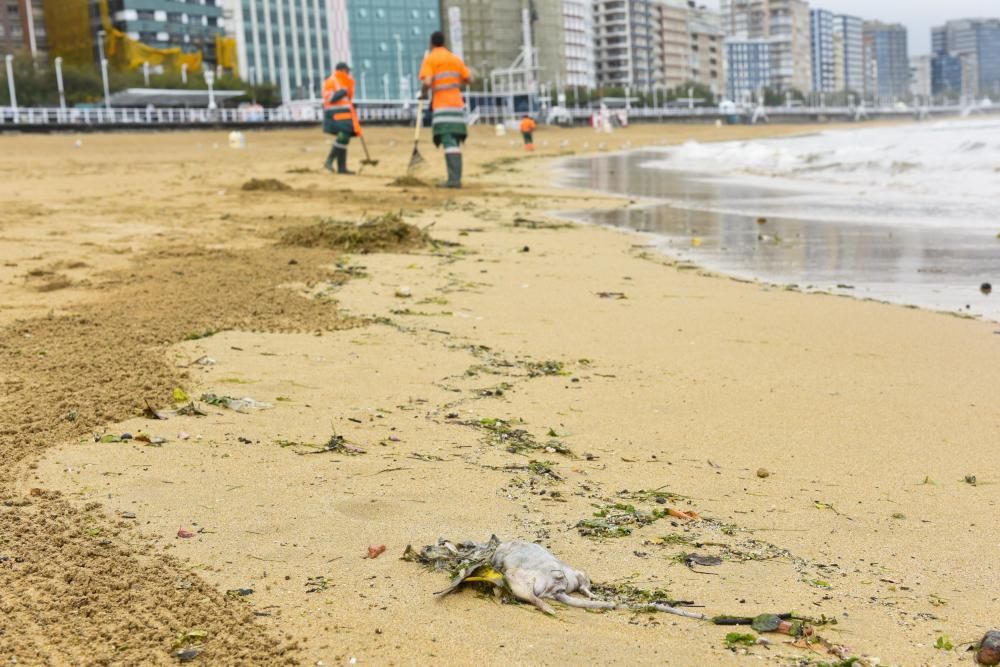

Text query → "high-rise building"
[562,0,596,87]
[833,14,863,93]
[931,52,963,98]
[931,18,1000,97]
[595,0,658,90]
[653,0,725,94]
[687,3,725,94]
[725,37,770,101]
[344,0,440,100]
[863,21,908,100]
[442,0,570,92]
[810,8,834,92]
[104,0,224,57]
[909,54,931,99]
[1,0,47,59]
[232,0,336,101]
[655,0,689,89]
[720,0,811,92]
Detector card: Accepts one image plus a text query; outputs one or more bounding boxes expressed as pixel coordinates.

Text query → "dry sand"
[1,122,997,666]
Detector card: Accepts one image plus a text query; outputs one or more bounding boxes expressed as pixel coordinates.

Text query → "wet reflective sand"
[557,150,1000,322]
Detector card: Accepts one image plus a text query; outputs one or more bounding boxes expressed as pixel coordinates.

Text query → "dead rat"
[491,540,616,614]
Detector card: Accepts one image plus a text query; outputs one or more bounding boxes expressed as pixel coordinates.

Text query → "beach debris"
[404,537,707,619]
[511,216,573,230]
[756,468,770,478]
[193,355,216,366]
[173,388,190,402]
[756,217,767,225]
[280,212,430,254]
[395,286,413,298]
[597,291,627,300]
[691,237,702,247]
[367,545,387,559]
[388,175,429,188]
[177,528,195,539]
[200,393,272,412]
[982,283,992,296]
[134,433,167,446]
[935,635,954,650]
[305,576,331,593]
[976,630,1000,665]
[226,588,255,597]
[178,431,190,440]
[295,433,366,456]
[683,553,723,569]
[473,417,572,456]
[965,474,978,486]
[241,177,291,192]
[725,632,759,649]
[175,647,202,663]
[176,402,208,417]
[144,399,168,420]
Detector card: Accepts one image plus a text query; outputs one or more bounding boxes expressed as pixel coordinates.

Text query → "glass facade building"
[725,37,770,102]
[347,0,439,100]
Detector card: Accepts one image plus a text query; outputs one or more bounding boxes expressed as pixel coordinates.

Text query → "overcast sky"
[702,0,1000,55]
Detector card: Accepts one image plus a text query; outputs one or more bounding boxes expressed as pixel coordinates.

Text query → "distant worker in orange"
[419,31,472,188]
[322,62,362,174]
[520,114,537,151]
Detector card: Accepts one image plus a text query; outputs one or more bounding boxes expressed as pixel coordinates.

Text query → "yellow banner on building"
[97,0,203,73]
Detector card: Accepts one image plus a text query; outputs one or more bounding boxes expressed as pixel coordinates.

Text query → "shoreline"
[552,135,1000,324]
[2,125,997,666]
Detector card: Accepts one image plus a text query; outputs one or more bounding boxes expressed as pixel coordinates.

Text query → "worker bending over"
[322,62,362,174]
[520,115,536,151]
[419,31,472,188]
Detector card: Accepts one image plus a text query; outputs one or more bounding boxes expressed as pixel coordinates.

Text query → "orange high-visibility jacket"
[520,117,536,133]
[323,70,361,135]
[419,47,471,112]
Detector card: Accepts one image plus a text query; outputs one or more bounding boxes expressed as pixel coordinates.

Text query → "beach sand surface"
[1,124,997,666]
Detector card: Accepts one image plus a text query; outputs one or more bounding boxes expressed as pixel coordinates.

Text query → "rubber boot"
[324,145,337,172]
[336,147,354,174]
[443,153,462,188]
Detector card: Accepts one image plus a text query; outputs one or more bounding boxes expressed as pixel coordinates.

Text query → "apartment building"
[863,21,908,100]
[725,37,770,101]
[594,0,658,90]
[721,0,811,92]
[563,0,596,87]
[809,8,833,91]
[104,0,224,55]
[833,13,863,93]
[932,18,1000,96]
[1,0,47,59]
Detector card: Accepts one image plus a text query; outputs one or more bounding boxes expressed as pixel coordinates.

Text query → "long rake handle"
[413,99,424,142]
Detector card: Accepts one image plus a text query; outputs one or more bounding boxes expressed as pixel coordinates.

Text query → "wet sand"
[557,150,1000,321]
[1,123,998,666]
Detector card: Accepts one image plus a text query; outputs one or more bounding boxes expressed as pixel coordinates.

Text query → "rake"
[408,99,426,172]
[358,135,379,174]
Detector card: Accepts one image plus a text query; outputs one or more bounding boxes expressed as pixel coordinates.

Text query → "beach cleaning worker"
[520,115,536,151]
[322,62,362,174]
[419,31,472,188]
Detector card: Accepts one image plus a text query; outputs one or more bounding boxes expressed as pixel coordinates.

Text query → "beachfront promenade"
[1,101,994,131]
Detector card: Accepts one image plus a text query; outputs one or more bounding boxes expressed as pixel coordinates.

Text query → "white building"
[726,37,771,102]
[833,14,864,94]
[595,0,659,90]
[563,0,596,87]
[910,54,932,99]
[222,0,349,102]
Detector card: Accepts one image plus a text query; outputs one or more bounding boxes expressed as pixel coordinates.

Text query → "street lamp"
[382,72,388,100]
[143,60,150,86]
[204,69,216,110]
[360,70,367,99]
[393,33,404,100]
[55,56,66,115]
[4,55,17,117]
[181,63,188,84]
[96,30,110,110]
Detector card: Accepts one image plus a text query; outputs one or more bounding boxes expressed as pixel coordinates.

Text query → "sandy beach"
[1,122,997,666]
